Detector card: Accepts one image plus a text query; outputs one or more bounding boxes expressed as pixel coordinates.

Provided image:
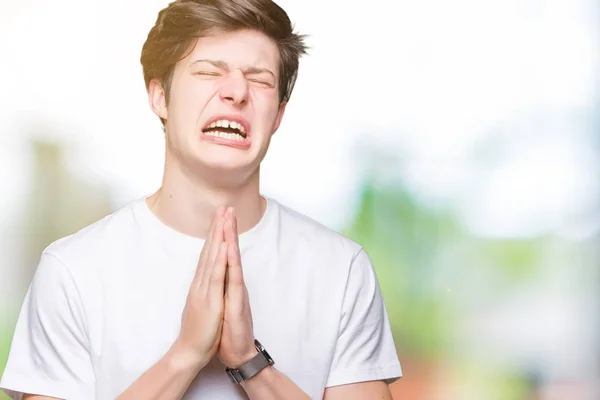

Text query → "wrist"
[168,340,208,373]
[226,348,259,369]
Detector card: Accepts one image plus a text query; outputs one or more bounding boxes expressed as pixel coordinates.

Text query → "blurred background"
[1,0,599,398]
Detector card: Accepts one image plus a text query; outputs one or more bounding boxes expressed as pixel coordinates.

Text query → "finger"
[199,215,226,291]
[201,206,226,266]
[197,206,225,269]
[192,206,225,287]
[194,210,225,291]
[226,240,245,292]
[208,242,228,299]
[224,208,237,247]
[192,211,218,284]
[232,208,240,247]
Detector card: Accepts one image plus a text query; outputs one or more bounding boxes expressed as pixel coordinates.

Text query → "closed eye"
[249,79,274,88]
[194,71,220,77]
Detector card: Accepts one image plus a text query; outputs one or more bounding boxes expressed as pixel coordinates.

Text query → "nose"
[219,69,249,108]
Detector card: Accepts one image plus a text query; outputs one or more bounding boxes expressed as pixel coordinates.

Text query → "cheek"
[252,91,281,125]
[171,81,216,121]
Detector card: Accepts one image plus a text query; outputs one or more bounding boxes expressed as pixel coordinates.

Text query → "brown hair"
[141,0,308,124]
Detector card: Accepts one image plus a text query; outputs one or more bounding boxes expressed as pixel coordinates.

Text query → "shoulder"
[42,197,143,268]
[268,197,364,262]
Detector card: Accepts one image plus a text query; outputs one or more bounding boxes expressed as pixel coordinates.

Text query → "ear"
[271,101,287,135]
[148,79,168,121]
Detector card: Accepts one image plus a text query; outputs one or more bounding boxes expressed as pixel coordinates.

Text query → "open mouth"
[201,119,248,142]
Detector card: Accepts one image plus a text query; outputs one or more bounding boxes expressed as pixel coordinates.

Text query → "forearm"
[117,341,204,400]
[241,366,311,400]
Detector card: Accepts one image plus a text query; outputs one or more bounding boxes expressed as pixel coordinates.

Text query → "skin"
[24,29,394,400]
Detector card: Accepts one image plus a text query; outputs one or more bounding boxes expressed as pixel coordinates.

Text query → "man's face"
[150,29,286,177]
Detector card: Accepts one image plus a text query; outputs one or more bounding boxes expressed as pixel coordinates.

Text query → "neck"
[146,158,265,240]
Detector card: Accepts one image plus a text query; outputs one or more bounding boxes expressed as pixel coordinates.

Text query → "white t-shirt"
[1,195,402,400]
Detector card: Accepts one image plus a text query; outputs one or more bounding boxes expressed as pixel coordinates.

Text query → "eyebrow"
[191,59,276,79]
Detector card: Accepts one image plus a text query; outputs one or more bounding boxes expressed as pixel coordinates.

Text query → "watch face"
[254,339,274,365]
[263,348,274,364]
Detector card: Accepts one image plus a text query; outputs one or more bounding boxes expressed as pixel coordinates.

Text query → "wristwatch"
[225,339,275,384]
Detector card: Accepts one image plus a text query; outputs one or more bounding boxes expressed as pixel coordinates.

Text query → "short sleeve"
[325,248,402,388]
[0,252,96,400]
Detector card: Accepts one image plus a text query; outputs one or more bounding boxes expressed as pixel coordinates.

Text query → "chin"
[193,154,255,173]
[177,138,264,177]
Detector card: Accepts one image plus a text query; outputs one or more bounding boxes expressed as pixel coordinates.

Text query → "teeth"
[205,120,247,135]
[204,131,244,142]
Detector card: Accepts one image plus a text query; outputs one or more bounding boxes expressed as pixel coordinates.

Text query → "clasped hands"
[173,206,257,371]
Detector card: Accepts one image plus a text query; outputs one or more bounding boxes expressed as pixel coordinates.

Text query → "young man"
[0,0,402,399]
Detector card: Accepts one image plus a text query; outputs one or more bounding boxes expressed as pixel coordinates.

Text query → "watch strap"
[225,339,274,384]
